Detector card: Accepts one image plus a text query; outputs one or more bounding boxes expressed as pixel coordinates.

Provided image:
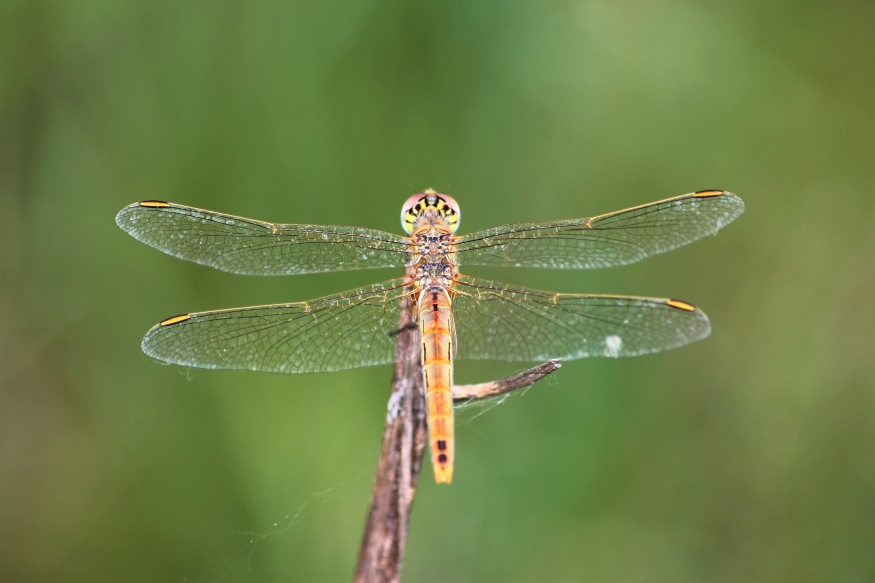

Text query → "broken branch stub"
[452,359,562,402]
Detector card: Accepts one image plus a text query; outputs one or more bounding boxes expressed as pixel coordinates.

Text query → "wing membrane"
[116,201,410,275]
[451,275,711,362]
[142,279,410,373]
[454,191,744,269]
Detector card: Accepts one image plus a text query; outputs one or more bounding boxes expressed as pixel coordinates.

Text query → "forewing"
[454,191,744,269]
[116,201,410,275]
[451,275,711,362]
[142,279,410,373]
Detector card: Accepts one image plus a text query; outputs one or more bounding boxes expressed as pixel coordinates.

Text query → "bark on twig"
[452,359,562,402]
[354,297,562,583]
[354,294,427,583]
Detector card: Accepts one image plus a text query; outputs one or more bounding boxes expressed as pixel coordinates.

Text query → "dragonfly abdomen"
[418,287,455,484]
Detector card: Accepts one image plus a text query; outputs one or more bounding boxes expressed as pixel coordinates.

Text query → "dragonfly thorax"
[409,218,458,290]
[412,230,452,257]
[411,258,454,290]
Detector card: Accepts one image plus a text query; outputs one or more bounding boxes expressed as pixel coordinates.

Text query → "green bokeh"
[2,1,874,581]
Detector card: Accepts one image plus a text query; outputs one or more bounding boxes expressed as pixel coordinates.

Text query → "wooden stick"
[354,294,426,583]
[452,359,562,402]
[354,298,562,582]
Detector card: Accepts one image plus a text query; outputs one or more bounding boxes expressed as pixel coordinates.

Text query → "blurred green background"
[3,1,875,581]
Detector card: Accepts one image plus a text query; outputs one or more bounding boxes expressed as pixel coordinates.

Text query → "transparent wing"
[142,279,410,373]
[451,275,711,362]
[454,191,744,269]
[116,201,410,275]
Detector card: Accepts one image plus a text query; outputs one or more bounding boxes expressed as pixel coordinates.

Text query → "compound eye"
[400,191,461,234]
[401,194,427,234]
[438,194,460,233]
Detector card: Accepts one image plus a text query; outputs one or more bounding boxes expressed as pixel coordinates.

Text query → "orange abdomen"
[418,288,455,483]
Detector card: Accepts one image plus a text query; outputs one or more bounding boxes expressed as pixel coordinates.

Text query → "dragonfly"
[116,189,744,483]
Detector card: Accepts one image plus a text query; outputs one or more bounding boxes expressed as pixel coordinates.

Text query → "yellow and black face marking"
[401,189,460,234]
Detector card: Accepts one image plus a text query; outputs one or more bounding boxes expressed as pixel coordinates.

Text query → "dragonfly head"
[401,189,460,235]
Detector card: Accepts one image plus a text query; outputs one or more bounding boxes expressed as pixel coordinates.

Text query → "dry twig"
[452,359,562,402]
[354,295,427,583]
[354,296,561,583]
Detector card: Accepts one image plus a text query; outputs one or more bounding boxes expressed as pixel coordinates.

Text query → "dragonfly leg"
[387,321,418,337]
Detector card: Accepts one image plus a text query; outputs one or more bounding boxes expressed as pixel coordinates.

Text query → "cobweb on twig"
[180,357,562,583]
[181,476,371,583]
[454,361,562,431]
